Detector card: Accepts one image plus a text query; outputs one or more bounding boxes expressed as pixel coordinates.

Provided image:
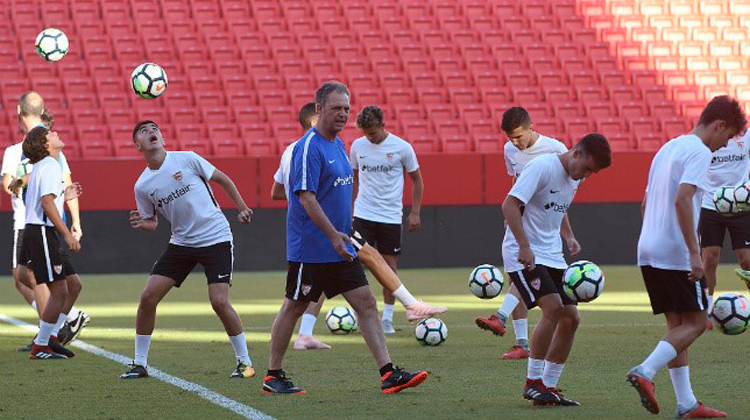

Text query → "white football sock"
[707,294,714,315]
[134,334,152,367]
[527,358,544,380]
[640,340,677,380]
[31,300,37,311]
[542,361,565,388]
[382,304,395,322]
[512,318,529,342]
[229,332,252,365]
[669,366,698,413]
[66,307,81,322]
[497,294,520,321]
[392,285,417,306]
[51,313,67,337]
[298,314,317,336]
[35,321,55,346]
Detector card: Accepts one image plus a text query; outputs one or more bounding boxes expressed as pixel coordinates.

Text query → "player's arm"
[271,181,286,201]
[352,169,359,208]
[41,193,80,252]
[502,194,535,270]
[63,173,83,240]
[560,214,580,256]
[210,169,252,223]
[130,210,158,231]
[675,183,703,281]
[407,169,423,232]
[2,173,14,195]
[298,190,353,261]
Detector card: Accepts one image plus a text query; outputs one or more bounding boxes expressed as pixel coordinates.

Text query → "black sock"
[379,363,394,377]
[267,369,282,378]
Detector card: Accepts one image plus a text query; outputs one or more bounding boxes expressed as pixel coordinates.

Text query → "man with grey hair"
[264,82,428,395]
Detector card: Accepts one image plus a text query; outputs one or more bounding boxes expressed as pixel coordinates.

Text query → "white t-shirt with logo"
[350,133,420,224]
[701,131,750,210]
[502,154,580,273]
[134,151,232,247]
[273,141,296,200]
[638,135,712,271]
[504,135,568,178]
[1,142,71,230]
[24,156,65,227]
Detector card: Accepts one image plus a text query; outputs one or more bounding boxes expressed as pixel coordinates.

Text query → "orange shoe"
[678,402,727,419]
[626,367,659,414]
[502,345,530,359]
[475,314,506,336]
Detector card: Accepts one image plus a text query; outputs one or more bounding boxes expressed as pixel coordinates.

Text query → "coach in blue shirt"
[263,82,428,395]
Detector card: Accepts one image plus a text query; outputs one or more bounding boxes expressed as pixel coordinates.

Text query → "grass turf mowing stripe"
[0,313,276,420]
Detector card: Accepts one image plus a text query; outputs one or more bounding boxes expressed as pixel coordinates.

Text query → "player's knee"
[209,295,230,313]
[139,290,160,309]
[67,276,82,295]
[562,310,580,331]
[739,254,750,270]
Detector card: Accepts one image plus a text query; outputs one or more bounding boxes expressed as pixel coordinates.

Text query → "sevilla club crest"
[173,171,183,183]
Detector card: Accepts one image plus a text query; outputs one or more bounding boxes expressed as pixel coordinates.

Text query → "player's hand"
[688,252,704,282]
[330,232,354,262]
[565,236,581,257]
[130,210,145,229]
[65,232,81,253]
[518,245,536,271]
[237,207,253,223]
[407,212,421,232]
[71,222,83,241]
[64,182,82,201]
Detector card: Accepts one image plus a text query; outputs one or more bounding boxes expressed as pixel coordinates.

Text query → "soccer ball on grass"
[325,306,357,335]
[414,318,447,346]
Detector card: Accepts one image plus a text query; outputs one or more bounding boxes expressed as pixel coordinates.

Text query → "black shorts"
[13,229,26,268]
[352,217,402,256]
[151,241,233,287]
[22,224,77,284]
[698,208,750,249]
[285,258,369,302]
[509,265,576,309]
[641,266,709,314]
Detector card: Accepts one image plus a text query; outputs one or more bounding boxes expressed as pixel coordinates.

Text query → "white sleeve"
[1,146,17,176]
[504,153,515,177]
[273,163,284,184]
[59,152,71,175]
[134,183,155,219]
[38,163,62,198]
[556,141,569,154]
[187,152,216,180]
[402,142,419,173]
[680,149,711,190]
[349,142,359,170]
[508,159,547,205]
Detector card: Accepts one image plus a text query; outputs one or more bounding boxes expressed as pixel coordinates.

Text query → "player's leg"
[476,283,518,336]
[343,285,391,365]
[543,303,580,406]
[728,211,750,292]
[698,208,726,322]
[381,254,398,334]
[12,268,35,306]
[294,296,331,350]
[736,249,750,292]
[701,247,721,319]
[12,230,36,307]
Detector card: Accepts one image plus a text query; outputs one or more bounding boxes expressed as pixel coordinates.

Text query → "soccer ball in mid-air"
[733,182,750,212]
[711,292,750,335]
[35,28,69,62]
[131,63,168,99]
[468,264,504,299]
[325,306,357,335]
[16,158,32,178]
[414,318,447,346]
[562,260,605,302]
[714,186,738,216]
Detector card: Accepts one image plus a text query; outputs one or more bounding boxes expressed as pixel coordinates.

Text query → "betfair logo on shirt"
[361,164,398,173]
[544,201,569,213]
[333,174,354,187]
[157,184,191,208]
[711,154,746,164]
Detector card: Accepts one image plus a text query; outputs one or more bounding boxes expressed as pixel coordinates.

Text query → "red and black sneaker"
[627,367,659,414]
[523,378,560,406]
[29,344,67,360]
[548,388,580,406]
[381,367,428,394]
[262,371,306,394]
[475,314,506,336]
[49,336,75,358]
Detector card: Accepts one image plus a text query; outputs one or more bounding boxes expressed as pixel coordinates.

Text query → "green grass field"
[1,265,748,420]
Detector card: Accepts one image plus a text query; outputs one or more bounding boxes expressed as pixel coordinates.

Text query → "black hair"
[315,81,349,107]
[575,133,612,170]
[23,125,51,163]
[698,95,747,134]
[356,105,384,129]
[501,107,531,133]
[132,120,158,142]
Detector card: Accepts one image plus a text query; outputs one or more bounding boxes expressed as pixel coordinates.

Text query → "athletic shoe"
[627,366,659,414]
[548,388,580,406]
[56,322,72,345]
[475,314,506,336]
[120,363,149,379]
[734,268,750,290]
[48,336,75,358]
[29,344,67,360]
[62,311,90,345]
[522,378,560,406]
[262,371,306,394]
[404,300,448,322]
[382,319,396,335]
[677,402,727,419]
[230,361,256,378]
[381,367,428,394]
[502,345,530,359]
[293,335,331,350]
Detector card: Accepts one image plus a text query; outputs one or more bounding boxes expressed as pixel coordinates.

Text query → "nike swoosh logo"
[149,191,156,196]
[394,247,401,253]
[359,155,367,159]
[550,189,560,194]
[328,159,336,164]
[746,241,750,246]
[218,274,229,279]
[155,84,166,92]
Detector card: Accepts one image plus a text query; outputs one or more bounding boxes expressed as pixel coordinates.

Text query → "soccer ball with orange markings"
[468,264,504,299]
[711,292,750,335]
[131,63,168,99]
[415,318,447,346]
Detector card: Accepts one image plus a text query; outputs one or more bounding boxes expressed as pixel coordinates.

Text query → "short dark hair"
[18,91,45,118]
[575,133,612,170]
[23,125,50,163]
[298,102,317,130]
[501,107,531,133]
[698,95,747,134]
[356,105,384,129]
[132,120,158,141]
[315,81,349,107]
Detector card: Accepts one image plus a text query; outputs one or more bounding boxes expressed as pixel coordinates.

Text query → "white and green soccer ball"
[16,158,32,178]
[415,317,447,346]
[711,292,750,335]
[563,260,605,302]
[733,181,750,212]
[131,63,168,99]
[468,264,504,299]
[714,186,739,216]
[35,28,69,62]
[325,306,357,335]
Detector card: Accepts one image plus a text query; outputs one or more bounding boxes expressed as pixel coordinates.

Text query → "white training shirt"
[638,134,712,271]
[134,151,232,247]
[24,156,65,227]
[502,154,580,273]
[350,133,420,224]
[273,141,296,200]
[1,142,71,230]
[504,135,568,178]
[701,131,750,210]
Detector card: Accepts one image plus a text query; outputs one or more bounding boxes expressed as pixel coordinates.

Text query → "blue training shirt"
[287,127,357,263]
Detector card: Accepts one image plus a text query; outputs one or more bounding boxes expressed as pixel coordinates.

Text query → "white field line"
[0,313,276,420]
